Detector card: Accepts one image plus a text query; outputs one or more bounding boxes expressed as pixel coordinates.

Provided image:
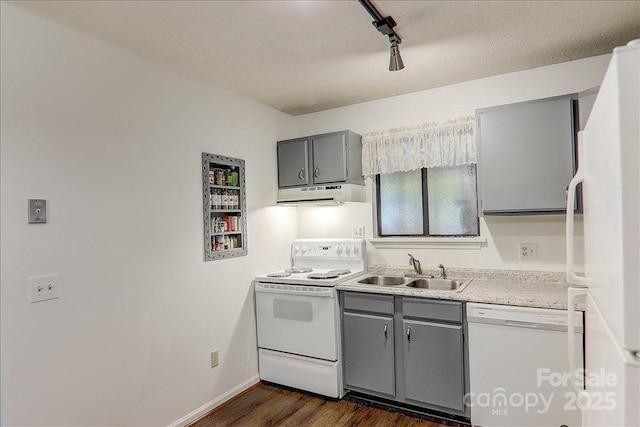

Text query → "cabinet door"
[476,94,576,214]
[402,319,464,411]
[277,138,309,187]
[312,133,347,184]
[343,312,395,396]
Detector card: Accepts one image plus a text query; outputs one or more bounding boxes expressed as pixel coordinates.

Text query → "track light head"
[389,43,404,71]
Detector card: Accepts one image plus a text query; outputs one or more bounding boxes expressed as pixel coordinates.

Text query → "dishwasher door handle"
[505,320,539,328]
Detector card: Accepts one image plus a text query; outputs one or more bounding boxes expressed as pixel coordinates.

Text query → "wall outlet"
[210,350,219,368]
[519,243,537,260]
[28,199,47,224]
[29,273,59,303]
[352,225,365,238]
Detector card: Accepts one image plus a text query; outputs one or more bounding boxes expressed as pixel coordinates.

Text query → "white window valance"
[361,116,476,177]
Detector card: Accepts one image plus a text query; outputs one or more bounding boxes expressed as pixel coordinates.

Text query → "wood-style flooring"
[191,383,469,427]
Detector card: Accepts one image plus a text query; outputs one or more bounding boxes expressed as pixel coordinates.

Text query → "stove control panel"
[291,239,365,259]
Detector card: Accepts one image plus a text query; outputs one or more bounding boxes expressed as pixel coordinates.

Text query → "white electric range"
[254,238,367,398]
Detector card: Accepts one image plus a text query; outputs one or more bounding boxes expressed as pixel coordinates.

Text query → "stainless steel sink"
[357,275,406,286]
[406,278,472,291]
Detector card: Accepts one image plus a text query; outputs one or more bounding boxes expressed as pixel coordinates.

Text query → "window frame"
[374,166,480,238]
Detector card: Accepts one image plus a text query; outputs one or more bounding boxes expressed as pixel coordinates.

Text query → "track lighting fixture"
[389,43,404,71]
[358,0,405,71]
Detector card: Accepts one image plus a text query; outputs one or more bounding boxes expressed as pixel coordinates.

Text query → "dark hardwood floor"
[191,383,468,427]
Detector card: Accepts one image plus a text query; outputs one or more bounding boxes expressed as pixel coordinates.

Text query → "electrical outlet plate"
[210,350,219,368]
[519,243,537,260]
[29,274,59,303]
[352,225,365,238]
[28,199,47,224]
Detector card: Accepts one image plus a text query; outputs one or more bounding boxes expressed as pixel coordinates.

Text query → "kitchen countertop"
[336,266,585,311]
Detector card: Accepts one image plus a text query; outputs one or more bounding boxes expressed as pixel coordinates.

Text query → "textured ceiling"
[12,0,640,116]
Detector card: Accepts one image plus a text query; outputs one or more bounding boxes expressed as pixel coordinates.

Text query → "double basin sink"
[356,274,472,292]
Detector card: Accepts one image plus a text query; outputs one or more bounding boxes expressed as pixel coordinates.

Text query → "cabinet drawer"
[402,298,462,323]
[342,292,394,315]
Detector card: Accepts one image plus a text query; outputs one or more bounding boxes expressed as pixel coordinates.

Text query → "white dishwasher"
[467,303,584,427]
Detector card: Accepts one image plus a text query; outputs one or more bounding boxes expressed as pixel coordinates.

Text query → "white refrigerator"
[566,39,640,426]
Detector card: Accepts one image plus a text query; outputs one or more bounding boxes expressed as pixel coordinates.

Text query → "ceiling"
[13,1,640,116]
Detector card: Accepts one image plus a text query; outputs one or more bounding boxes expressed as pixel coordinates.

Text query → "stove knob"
[345,246,352,254]
[301,246,307,253]
[336,245,343,254]
[294,245,300,253]
[352,245,359,254]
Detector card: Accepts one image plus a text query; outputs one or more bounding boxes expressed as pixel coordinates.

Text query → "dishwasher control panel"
[467,303,583,332]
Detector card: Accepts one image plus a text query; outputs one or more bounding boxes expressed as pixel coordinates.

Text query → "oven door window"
[256,289,337,361]
[274,299,313,322]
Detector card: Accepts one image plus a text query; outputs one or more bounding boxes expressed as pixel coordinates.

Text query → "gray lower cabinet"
[403,319,465,411]
[340,292,468,418]
[343,312,395,396]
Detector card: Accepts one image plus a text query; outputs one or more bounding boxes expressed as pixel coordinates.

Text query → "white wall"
[0,4,297,426]
[294,55,612,271]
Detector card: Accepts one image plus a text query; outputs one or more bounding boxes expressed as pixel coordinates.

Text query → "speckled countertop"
[336,265,585,311]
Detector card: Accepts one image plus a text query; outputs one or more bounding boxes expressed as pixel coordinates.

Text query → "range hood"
[276,184,366,205]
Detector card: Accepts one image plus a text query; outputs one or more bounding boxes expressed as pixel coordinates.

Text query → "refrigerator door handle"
[585,291,640,368]
[623,349,640,366]
[566,132,586,286]
[567,287,589,398]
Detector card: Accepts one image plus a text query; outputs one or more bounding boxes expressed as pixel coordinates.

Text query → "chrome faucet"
[438,264,447,279]
[408,254,422,275]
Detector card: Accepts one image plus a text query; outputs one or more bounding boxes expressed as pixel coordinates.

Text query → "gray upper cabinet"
[277,138,310,187]
[311,133,348,184]
[277,130,364,188]
[476,94,578,215]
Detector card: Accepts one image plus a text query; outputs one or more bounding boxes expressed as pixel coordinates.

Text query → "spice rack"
[202,153,247,260]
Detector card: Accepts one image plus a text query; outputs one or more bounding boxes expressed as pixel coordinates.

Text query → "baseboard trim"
[167,375,260,427]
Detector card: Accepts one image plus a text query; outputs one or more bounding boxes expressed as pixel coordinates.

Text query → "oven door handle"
[254,282,335,297]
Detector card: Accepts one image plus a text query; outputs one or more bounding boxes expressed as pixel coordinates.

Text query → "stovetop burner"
[285,267,313,274]
[307,272,339,280]
[327,269,351,275]
[266,272,291,278]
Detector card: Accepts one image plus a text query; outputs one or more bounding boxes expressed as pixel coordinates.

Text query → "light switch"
[29,273,59,303]
[28,199,47,224]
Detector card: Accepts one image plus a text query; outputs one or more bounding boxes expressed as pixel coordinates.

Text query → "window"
[376,165,479,237]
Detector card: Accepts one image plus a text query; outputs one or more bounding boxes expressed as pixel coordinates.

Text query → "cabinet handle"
[314,166,320,178]
[406,325,411,342]
[298,168,305,180]
[383,323,388,339]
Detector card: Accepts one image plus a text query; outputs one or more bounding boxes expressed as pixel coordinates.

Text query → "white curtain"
[361,116,476,177]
